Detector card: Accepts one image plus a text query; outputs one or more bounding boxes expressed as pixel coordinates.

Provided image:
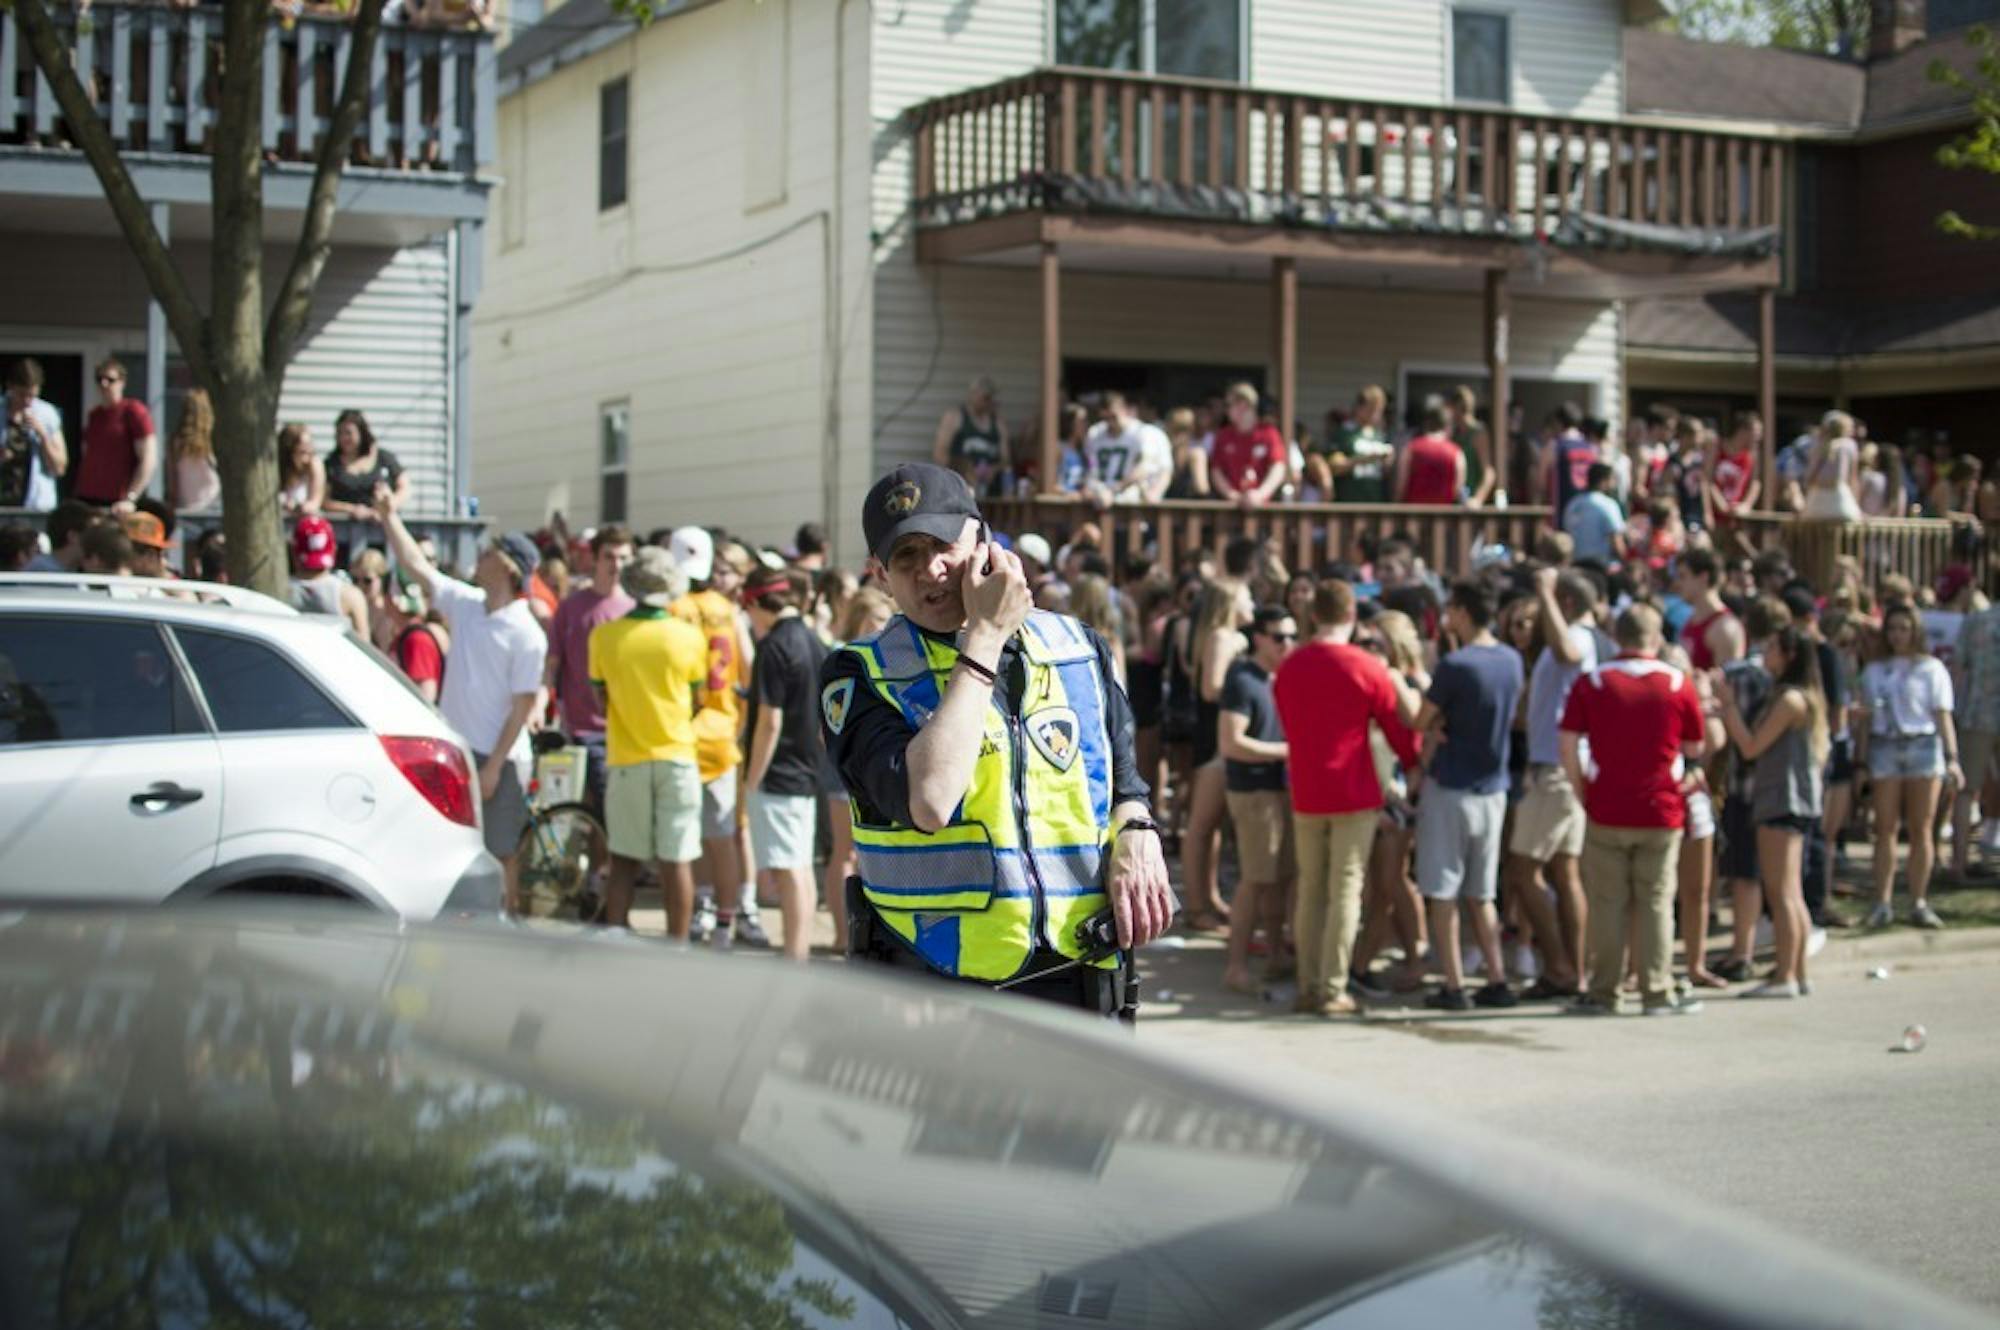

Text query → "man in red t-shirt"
[1208,382,1288,508]
[1393,401,1464,505]
[1274,578,1421,1017]
[1559,603,1709,1016]
[1705,410,1762,535]
[76,358,158,508]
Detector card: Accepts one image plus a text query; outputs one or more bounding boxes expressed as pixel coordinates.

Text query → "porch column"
[452,219,484,571]
[1272,257,1298,457]
[1039,241,1062,495]
[1484,268,1510,502]
[1757,285,1777,509]
[145,199,169,500]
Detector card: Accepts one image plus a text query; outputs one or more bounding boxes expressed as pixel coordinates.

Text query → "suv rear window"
[0,617,199,744]
[174,628,356,733]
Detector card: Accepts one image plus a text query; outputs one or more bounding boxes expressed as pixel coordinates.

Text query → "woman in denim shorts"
[1855,605,1964,930]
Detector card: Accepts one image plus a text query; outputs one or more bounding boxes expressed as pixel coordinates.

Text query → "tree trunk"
[17,0,388,602]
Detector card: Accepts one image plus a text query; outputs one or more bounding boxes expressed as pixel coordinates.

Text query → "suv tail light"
[381,736,479,829]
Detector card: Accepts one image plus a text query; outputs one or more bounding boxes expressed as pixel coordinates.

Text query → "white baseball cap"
[669,526,714,582]
[1015,532,1052,568]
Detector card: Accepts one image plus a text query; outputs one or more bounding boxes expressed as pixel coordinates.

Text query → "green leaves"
[1931,26,1999,241]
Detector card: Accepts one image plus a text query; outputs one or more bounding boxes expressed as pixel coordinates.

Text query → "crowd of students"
[930,372,2000,537]
[1035,516,1997,1014]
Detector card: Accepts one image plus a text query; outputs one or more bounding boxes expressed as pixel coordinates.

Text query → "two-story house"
[475,0,1793,554]
[0,5,495,519]
[1624,0,2000,452]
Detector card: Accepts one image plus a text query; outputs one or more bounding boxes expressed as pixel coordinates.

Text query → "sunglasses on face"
[97,376,120,386]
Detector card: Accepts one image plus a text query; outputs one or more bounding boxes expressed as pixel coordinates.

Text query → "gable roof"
[1623,28,1863,128]
[1622,27,1982,134]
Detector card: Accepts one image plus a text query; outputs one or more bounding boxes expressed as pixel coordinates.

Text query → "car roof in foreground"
[0,908,1988,1330]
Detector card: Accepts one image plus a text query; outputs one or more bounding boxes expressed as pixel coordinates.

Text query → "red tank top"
[1402,434,1459,504]
[1682,608,1734,672]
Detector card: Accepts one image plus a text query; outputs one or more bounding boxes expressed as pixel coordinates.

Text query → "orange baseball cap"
[122,511,170,550]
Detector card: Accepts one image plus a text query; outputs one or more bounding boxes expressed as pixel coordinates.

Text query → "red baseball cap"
[293,515,336,572]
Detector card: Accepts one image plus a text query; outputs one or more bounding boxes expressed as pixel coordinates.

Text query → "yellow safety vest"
[840,610,1117,983]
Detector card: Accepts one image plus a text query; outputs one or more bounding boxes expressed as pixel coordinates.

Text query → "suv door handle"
[131,782,204,810]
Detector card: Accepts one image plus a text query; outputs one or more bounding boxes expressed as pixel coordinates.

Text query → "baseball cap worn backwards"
[493,531,541,581]
[863,462,981,565]
[669,526,714,583]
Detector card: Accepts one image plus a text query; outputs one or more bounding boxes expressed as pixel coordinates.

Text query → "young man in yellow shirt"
[590,546,708,935]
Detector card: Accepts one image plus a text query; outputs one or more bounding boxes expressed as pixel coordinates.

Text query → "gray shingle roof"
[1622,27,1981,133]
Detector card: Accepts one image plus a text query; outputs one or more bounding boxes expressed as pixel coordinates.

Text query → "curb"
[1820,924,2000,963]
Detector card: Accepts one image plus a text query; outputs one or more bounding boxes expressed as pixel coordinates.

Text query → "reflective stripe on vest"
[844,610,1115,983]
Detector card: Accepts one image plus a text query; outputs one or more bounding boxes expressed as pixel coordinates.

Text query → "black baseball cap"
[862,463,981,564]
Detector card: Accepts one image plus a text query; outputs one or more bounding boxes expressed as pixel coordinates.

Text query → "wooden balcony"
[1,3,494,178]
[909,68,1784,295]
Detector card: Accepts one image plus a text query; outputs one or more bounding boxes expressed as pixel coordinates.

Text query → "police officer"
[821,463,1176,1016]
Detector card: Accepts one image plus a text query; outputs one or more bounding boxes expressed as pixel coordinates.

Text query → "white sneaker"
[690,893,717,943]
[1738,979,1800,999]
[1805,927,1827,958]
[709,922,734,951]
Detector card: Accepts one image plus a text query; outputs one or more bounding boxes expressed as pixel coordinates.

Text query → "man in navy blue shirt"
[1545,402,1596,527]
[1414,580,1525,1010]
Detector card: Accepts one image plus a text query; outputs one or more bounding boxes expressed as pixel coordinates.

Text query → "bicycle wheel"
[516,802,609,924]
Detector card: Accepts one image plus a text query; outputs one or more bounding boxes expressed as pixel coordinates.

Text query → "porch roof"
[1628,291,2000,361]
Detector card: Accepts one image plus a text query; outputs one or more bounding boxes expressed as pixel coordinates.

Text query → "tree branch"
[265,0,391,374]
[13,0,213,388]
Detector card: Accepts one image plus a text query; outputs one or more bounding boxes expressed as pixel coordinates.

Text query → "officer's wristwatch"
[1114,816,1162,841]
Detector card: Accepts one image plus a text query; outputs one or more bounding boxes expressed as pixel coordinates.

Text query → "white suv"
[0,574,501,918]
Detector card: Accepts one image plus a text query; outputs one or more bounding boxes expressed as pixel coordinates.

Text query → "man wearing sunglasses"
[1218,605,1297,999]
[76,358,157,511]
[821,462,1174,1018]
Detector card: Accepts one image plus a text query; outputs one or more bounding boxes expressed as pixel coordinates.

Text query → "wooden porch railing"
[1737,513,1988,598]
[988,499,1984,600]
[912,68,1785,245]
[1,3,495,174]
[983,496,1555,583]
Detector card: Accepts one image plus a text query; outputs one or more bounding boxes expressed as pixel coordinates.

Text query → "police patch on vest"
[1026,707,1080,772]
[822,677,857,734]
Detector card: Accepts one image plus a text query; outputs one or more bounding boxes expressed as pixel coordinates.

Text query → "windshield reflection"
[0,914,1682,1330]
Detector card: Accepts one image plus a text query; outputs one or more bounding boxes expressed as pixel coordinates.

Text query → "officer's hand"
[961,541,1031,642]
[1108,827,1176,949]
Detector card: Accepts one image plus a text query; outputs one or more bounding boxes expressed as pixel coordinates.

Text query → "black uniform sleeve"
[820,647,917,828]
[1082,625,1152,814]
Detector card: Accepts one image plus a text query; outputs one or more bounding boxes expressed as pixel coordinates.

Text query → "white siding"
[871,266,1620,469]
[474,0,875,554]
[278,241,454,516]
[1253,0,1621,119]
[869,0,1044,123]
[1509,0,1623,119]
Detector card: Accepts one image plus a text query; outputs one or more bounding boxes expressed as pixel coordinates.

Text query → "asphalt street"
[1133,929,2000,1315]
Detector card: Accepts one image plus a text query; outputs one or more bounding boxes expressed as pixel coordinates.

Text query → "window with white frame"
[1054,0,1243,80]
[600,401,630,523]
[1451,9,1511,105]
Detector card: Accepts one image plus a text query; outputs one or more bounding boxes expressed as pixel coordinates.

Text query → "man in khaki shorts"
[1503,568,1602,1000]
[1218,606,1296,997]
[590,547,709,936]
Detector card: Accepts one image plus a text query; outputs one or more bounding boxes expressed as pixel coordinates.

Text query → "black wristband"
[956,654,998,685]
[1114,817,1161,840]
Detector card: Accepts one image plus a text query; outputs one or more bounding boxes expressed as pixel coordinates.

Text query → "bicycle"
[515,731,610,924]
